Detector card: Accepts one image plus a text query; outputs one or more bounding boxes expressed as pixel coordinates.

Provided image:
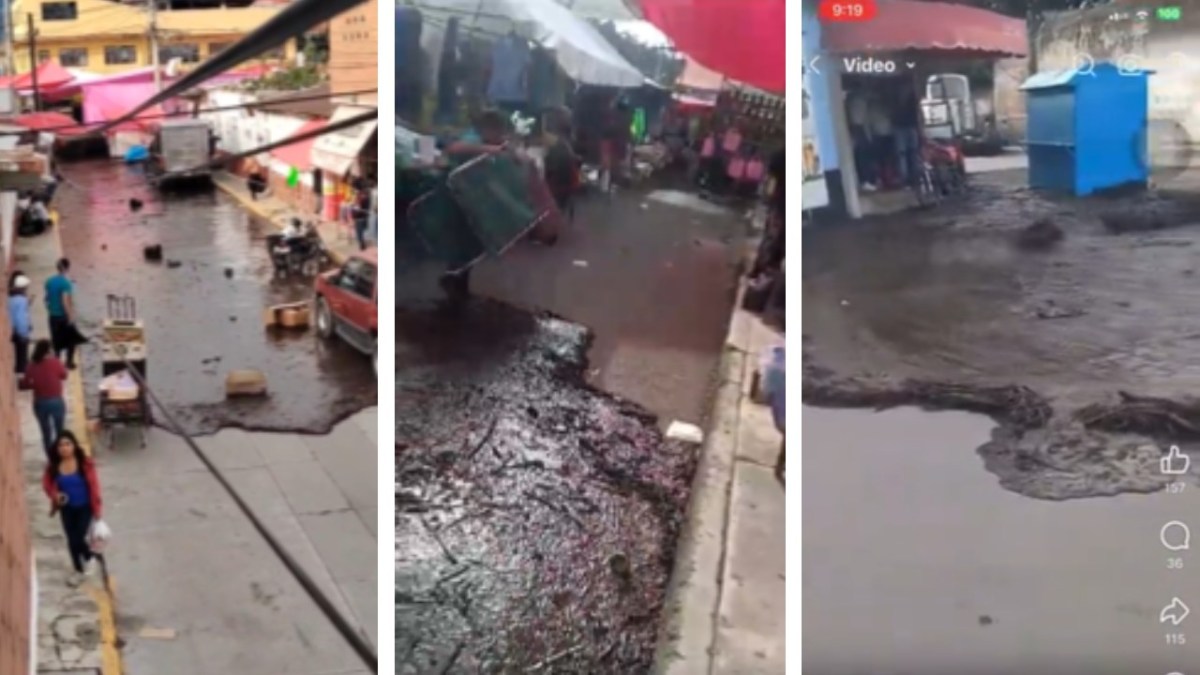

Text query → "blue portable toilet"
[1021,63,1152,195]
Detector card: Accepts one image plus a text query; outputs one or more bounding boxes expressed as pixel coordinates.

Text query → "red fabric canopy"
[822,0,1027,56]
[13,61,75,93]
[270,119,326,171]
[638,0,785,94]
[14,112,87,137]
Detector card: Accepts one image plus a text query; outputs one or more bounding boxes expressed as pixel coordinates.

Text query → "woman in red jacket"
[42,430,103,582]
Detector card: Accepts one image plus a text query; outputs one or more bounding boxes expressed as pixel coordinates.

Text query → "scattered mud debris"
[397,301,698,674]
[1015,218,1063,250]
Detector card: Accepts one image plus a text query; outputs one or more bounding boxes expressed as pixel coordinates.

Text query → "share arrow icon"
[1162,598,1191,626]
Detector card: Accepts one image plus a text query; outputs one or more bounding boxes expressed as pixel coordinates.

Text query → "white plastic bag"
[88,519,112,553]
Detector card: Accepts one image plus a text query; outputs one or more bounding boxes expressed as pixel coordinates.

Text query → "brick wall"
[0,255,32,674]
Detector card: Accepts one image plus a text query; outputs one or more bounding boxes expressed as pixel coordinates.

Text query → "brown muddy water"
[56,161,374,436]
[396,186,743,673]
[804,405,1200,674]
[396,302,697,673]
[804,169,1200,500]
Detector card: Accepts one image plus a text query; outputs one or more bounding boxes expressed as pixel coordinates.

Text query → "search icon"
[1074,53,1097,76]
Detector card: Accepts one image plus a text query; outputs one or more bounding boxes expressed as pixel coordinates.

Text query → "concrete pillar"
[825,62,862,218]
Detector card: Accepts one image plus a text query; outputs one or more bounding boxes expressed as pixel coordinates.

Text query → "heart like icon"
[1161,598,1190,626]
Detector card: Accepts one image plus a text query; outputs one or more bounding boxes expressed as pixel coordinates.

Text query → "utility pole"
[27,13,37,111]
[148,0,161,92]
[2,0,14,76]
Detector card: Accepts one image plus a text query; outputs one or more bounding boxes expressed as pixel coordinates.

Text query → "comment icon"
[1162,521,1191,551]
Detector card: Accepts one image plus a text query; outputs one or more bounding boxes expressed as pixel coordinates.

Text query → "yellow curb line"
[50,217,124,675]
[213,174,348,266]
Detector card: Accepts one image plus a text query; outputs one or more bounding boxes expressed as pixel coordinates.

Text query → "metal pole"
[149,0,162,92]
[3,0,14,76]
[26,13,37,111]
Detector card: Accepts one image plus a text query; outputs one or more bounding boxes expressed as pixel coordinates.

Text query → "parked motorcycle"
[266,227,327,277]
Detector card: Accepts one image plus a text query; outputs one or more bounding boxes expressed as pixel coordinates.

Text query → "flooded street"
[803,405,1199,674]
[55,161,373,435]
[396,187,744,672]
[804,169,1200,500]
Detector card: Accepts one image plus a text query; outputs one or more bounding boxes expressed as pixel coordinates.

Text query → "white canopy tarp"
[414,0,645,88]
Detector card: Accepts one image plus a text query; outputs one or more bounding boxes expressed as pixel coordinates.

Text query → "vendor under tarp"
[413,0,645,88]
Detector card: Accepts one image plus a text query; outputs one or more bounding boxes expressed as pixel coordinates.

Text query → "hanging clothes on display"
[487,33,532,110]
[435,17,462,125]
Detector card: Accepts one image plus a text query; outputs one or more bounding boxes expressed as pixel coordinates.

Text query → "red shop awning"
[270,119,326,172]
[638,0,785,94]
[822,0,1027,57]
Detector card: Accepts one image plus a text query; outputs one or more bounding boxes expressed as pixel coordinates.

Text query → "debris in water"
[129,198,143,212]
[165,259,182,269]
[138,627,177,640]
[573,260,588,268]
[978,615,994,626]
[666,420,704,444]
[1015,218,1063,250]
[1031,300,1085,320]
[225,369,267,397]
[143,245,162,262]
[224,267,234,279]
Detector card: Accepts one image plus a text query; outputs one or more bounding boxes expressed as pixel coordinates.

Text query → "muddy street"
[396,186,745,673]
[804,168,1200,499]
[53,160,373,435]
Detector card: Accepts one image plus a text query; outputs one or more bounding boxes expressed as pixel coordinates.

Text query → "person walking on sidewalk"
[351,187,371,251]
[8,272,32,374]
[23,339,69,462]
[43,430,103,585]
[45,258,79,369]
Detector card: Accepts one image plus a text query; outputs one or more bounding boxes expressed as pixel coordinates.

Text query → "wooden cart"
[99,295,149,448]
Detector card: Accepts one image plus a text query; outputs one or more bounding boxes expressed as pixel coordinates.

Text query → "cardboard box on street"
[225,369,268,397]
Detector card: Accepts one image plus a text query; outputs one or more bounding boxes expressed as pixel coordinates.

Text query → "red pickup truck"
[313,248,377,375]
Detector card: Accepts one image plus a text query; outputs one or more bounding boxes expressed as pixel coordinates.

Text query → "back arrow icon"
[1162,598,1191,625]
[809,56,821,76]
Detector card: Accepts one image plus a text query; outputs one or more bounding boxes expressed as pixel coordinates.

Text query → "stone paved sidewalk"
[15,227,121,674]
[656,294,787,674]
[211,171,362,265]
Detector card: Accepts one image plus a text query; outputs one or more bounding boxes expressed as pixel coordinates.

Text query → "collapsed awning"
[414,0,645,88]
[82,82,166,133]
[677,56,724,93]
[822,0,1027,57]
[12,61,76,93]
[311,105,377,176]
[637,0,784,93]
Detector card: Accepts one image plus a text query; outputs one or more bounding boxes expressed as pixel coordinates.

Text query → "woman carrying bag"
[43,430,108,585]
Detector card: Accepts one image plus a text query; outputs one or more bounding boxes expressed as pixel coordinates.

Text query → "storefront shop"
[818,0,1025,218]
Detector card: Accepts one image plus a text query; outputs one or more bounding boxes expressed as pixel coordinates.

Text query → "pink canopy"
[82,82,165,132]
[638,0,784,94]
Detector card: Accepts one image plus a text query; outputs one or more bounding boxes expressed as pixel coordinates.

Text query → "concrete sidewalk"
[656,301,786,674]
[211,171,361,265]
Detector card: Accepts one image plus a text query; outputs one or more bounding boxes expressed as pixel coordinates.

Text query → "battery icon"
[1157,6,1182,20]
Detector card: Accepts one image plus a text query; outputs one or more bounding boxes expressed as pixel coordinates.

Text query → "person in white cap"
[8,271,33,374]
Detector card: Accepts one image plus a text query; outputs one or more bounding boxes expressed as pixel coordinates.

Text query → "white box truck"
[150,119,213,186]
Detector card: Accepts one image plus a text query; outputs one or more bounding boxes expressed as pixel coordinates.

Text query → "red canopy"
[13,61,75,93]
[822,0,1027,56]
[638,0,784,94]
[270,119,326,171]
[14,111,87,137]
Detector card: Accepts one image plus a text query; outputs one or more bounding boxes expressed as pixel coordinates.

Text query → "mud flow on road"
[396,301,698,673]
[53,161,373,436]
[804,169,1200,500]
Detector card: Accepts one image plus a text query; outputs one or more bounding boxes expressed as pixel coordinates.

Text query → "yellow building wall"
[9,0,290,74]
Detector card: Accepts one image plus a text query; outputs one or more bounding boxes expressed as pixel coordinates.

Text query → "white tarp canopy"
[414,0,646,88]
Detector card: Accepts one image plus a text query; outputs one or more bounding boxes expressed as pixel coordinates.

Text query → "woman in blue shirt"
[42,430,104,583]
[7,272,32,374]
